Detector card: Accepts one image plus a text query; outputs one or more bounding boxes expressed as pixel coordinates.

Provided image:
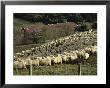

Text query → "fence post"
[78,62,81,75]
[29,61,32,75]
[87,63,89,75]
[15,68,18,75]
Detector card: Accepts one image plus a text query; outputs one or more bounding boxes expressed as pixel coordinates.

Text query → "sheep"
[88,29,93,33]
[69,52,78,61]
[31,59,39,67]
[84,53,89,59]
[14,57,22,62]
[64,36,70,40]
[22,56,39,68]
[25,50,32,56]
[14,61,26,69]
[84,45,97,54]
[25,50,32,53]
[13,60,27,73]
[91,45,97,54]
[39,56,51,66]
[14,56,18,61]
[31,48,35,52]
[75,49,90,61]
[24,57,32,66]
[75,50,86,59]
[52,54,62,64]
[21,51,25,54]
[16,53,24,57]
[16,53,21,56]
[79,32,83,37]
[61,51,78,64]
[61,54,70,63]
[58,54,63,64]
[84,47,92,54]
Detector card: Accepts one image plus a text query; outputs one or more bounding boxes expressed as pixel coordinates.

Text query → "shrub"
[75,22,92,32]
[82,21,92,31]
[92,22,97,29]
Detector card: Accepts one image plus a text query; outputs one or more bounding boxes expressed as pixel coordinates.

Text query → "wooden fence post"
[87,63,89,75]
[15,68,18,75]
[29,61,32,75]
[78,62,81,75]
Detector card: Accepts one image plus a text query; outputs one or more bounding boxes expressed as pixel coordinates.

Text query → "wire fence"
[14,63,97,75]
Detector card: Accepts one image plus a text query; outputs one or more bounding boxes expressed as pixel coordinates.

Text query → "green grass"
[14,54,97,75]
[14,64,96,75]
[14,44,40,53]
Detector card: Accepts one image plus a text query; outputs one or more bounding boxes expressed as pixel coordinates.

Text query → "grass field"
[14,55,97,75]
[14,64,97,75]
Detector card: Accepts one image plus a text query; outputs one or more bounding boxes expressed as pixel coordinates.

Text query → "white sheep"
[31,59,39,67]
[39,57,51,66]
[76,49,90,60]
[14,56,18,61]
[76,50,85,59]
[52,54,62,64]
[91,45,97,54]
[84,53,89,59]
[84,46,97,54]
[37,56,42,60]
[16,53,24,57]
[22,51,25,54]
[84,47,92,54]
[31,48,35,51]
[61,54,70,63]
[13,60,26,70]
[88,29,93,33]
[24,57,32,66]
[25,50,32,55]
[69,52,78,61]
[14,57,22,62]
[64,36,70,40]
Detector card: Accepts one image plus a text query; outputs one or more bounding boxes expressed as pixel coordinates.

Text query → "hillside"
[14,18,77,46]
[13,13,97,75]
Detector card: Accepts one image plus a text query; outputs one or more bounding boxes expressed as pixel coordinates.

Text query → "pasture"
[14,54,97,75]
[14,64,97,75]
[13,13,97,75]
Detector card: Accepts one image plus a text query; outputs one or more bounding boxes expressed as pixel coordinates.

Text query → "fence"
[14,62,97,75]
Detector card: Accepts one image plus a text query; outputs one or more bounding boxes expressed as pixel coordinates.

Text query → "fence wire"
[14,63,97,75]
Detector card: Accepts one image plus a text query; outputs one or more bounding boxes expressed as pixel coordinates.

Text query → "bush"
[82,22,92,31]
[75,22,92,32]
[92,22,97,29]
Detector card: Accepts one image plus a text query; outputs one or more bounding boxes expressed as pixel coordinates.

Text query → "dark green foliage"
[92,22,97,29]
[81,22,92,31]
[81,54,97,65]
[81,13,97,22]
[75,22,92,32]
[14,13,97,24]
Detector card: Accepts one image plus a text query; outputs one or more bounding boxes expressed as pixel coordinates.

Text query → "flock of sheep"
[14,29,97,71]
